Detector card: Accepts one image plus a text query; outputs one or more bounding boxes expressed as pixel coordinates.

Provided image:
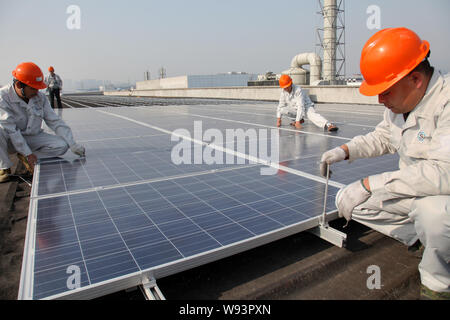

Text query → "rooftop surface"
[0,96,421,300]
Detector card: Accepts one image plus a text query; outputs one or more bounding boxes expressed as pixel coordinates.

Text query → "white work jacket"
[346,71,450,202]
[45,73,63,89]
[276,85,314,122]
[0,84,75,156]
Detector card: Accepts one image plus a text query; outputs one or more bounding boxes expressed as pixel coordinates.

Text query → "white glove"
[335,179,371,221]
[70,143,85,157]
[320,147,347,177]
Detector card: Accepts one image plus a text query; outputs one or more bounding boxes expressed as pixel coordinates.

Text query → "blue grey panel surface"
[38,107,264,196]
[36,146,245,196]
[31,165,338,299]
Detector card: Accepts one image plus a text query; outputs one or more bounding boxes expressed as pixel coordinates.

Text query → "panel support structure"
[308,165,346,248]
[308,222,347,248]
[140,278,166,300]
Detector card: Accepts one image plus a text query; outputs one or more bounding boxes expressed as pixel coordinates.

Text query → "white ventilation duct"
[283,52,322,85]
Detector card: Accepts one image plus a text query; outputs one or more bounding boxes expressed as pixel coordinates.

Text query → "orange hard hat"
[279,74,292,88]
[359,27,430,96]
[12,62,47,90]
[48,66,54,72]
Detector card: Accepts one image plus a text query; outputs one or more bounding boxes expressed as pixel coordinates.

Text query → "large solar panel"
[20,97,395,299]
[27,167,338,299]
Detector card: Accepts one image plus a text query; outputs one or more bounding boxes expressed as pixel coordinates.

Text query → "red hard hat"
[279,74,293,88]
[48,66,54,72]
[359,27,430,96]
[12,62,47,90]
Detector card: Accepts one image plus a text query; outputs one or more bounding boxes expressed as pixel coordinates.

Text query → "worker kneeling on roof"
[276,74,338,132]
[0,62,85,183]
[320,28,450,300]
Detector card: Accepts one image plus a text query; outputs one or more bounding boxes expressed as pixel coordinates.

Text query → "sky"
[0,0,449,86]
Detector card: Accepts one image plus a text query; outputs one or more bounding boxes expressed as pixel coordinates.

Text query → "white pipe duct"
[290,53,322,84]
[283,52,322,85]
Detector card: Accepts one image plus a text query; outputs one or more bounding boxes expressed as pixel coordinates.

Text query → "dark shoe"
[17,153,34,174]
[420,284,450,300]
[326,123,338,132]
[0,168,11,183]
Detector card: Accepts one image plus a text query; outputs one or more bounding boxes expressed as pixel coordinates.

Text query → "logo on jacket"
[417,130,426,142]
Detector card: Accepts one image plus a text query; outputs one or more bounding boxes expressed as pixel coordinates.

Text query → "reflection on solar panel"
[19,98,396,299]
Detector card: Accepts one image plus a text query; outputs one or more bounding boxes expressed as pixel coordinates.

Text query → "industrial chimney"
[316,0,345,84]
[323,0,337,83]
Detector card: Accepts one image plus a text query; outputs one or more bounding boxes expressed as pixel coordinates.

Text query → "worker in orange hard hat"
[0,62,85,183]
[45,66,63,109]
[276,74,338,132]
[320,27,450,300]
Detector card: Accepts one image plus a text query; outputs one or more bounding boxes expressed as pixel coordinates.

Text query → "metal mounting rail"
[309,220,347,248]
[140,278,166,300]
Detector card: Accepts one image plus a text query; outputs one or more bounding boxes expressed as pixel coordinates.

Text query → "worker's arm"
[327,108,394,177]
[369,122,450,202]
[41,93,85,156]
[276,91,287,119]
[321,109,393,177]
[0,97,33,157]
[345,109,396,161]
[57,75,63,89]
[338,115,450,219]
[353,101,450,203]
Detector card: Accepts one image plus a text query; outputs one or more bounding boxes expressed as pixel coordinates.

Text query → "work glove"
[320,147,347,177]
[335,179,371,221]
[70,143,86,157]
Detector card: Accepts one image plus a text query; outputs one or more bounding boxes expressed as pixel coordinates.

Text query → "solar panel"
[25,165,339,299]
[20,99,395,299]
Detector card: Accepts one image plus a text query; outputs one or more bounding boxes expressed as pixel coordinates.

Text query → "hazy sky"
[1,0,449,85]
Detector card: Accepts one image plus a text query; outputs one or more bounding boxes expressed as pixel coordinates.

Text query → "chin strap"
[13,79,29,102]
[21,86,26,99]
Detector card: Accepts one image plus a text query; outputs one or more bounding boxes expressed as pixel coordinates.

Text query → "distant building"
[136,73,258,90]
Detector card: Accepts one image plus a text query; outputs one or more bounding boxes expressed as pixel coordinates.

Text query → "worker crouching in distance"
[276,74,338,132]
[0,62,85,183]
[320,28,450,300]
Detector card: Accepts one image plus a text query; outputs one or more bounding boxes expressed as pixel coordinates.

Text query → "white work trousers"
[0,128,69,169]
[343,192,450,293]
[279,106,329,129]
